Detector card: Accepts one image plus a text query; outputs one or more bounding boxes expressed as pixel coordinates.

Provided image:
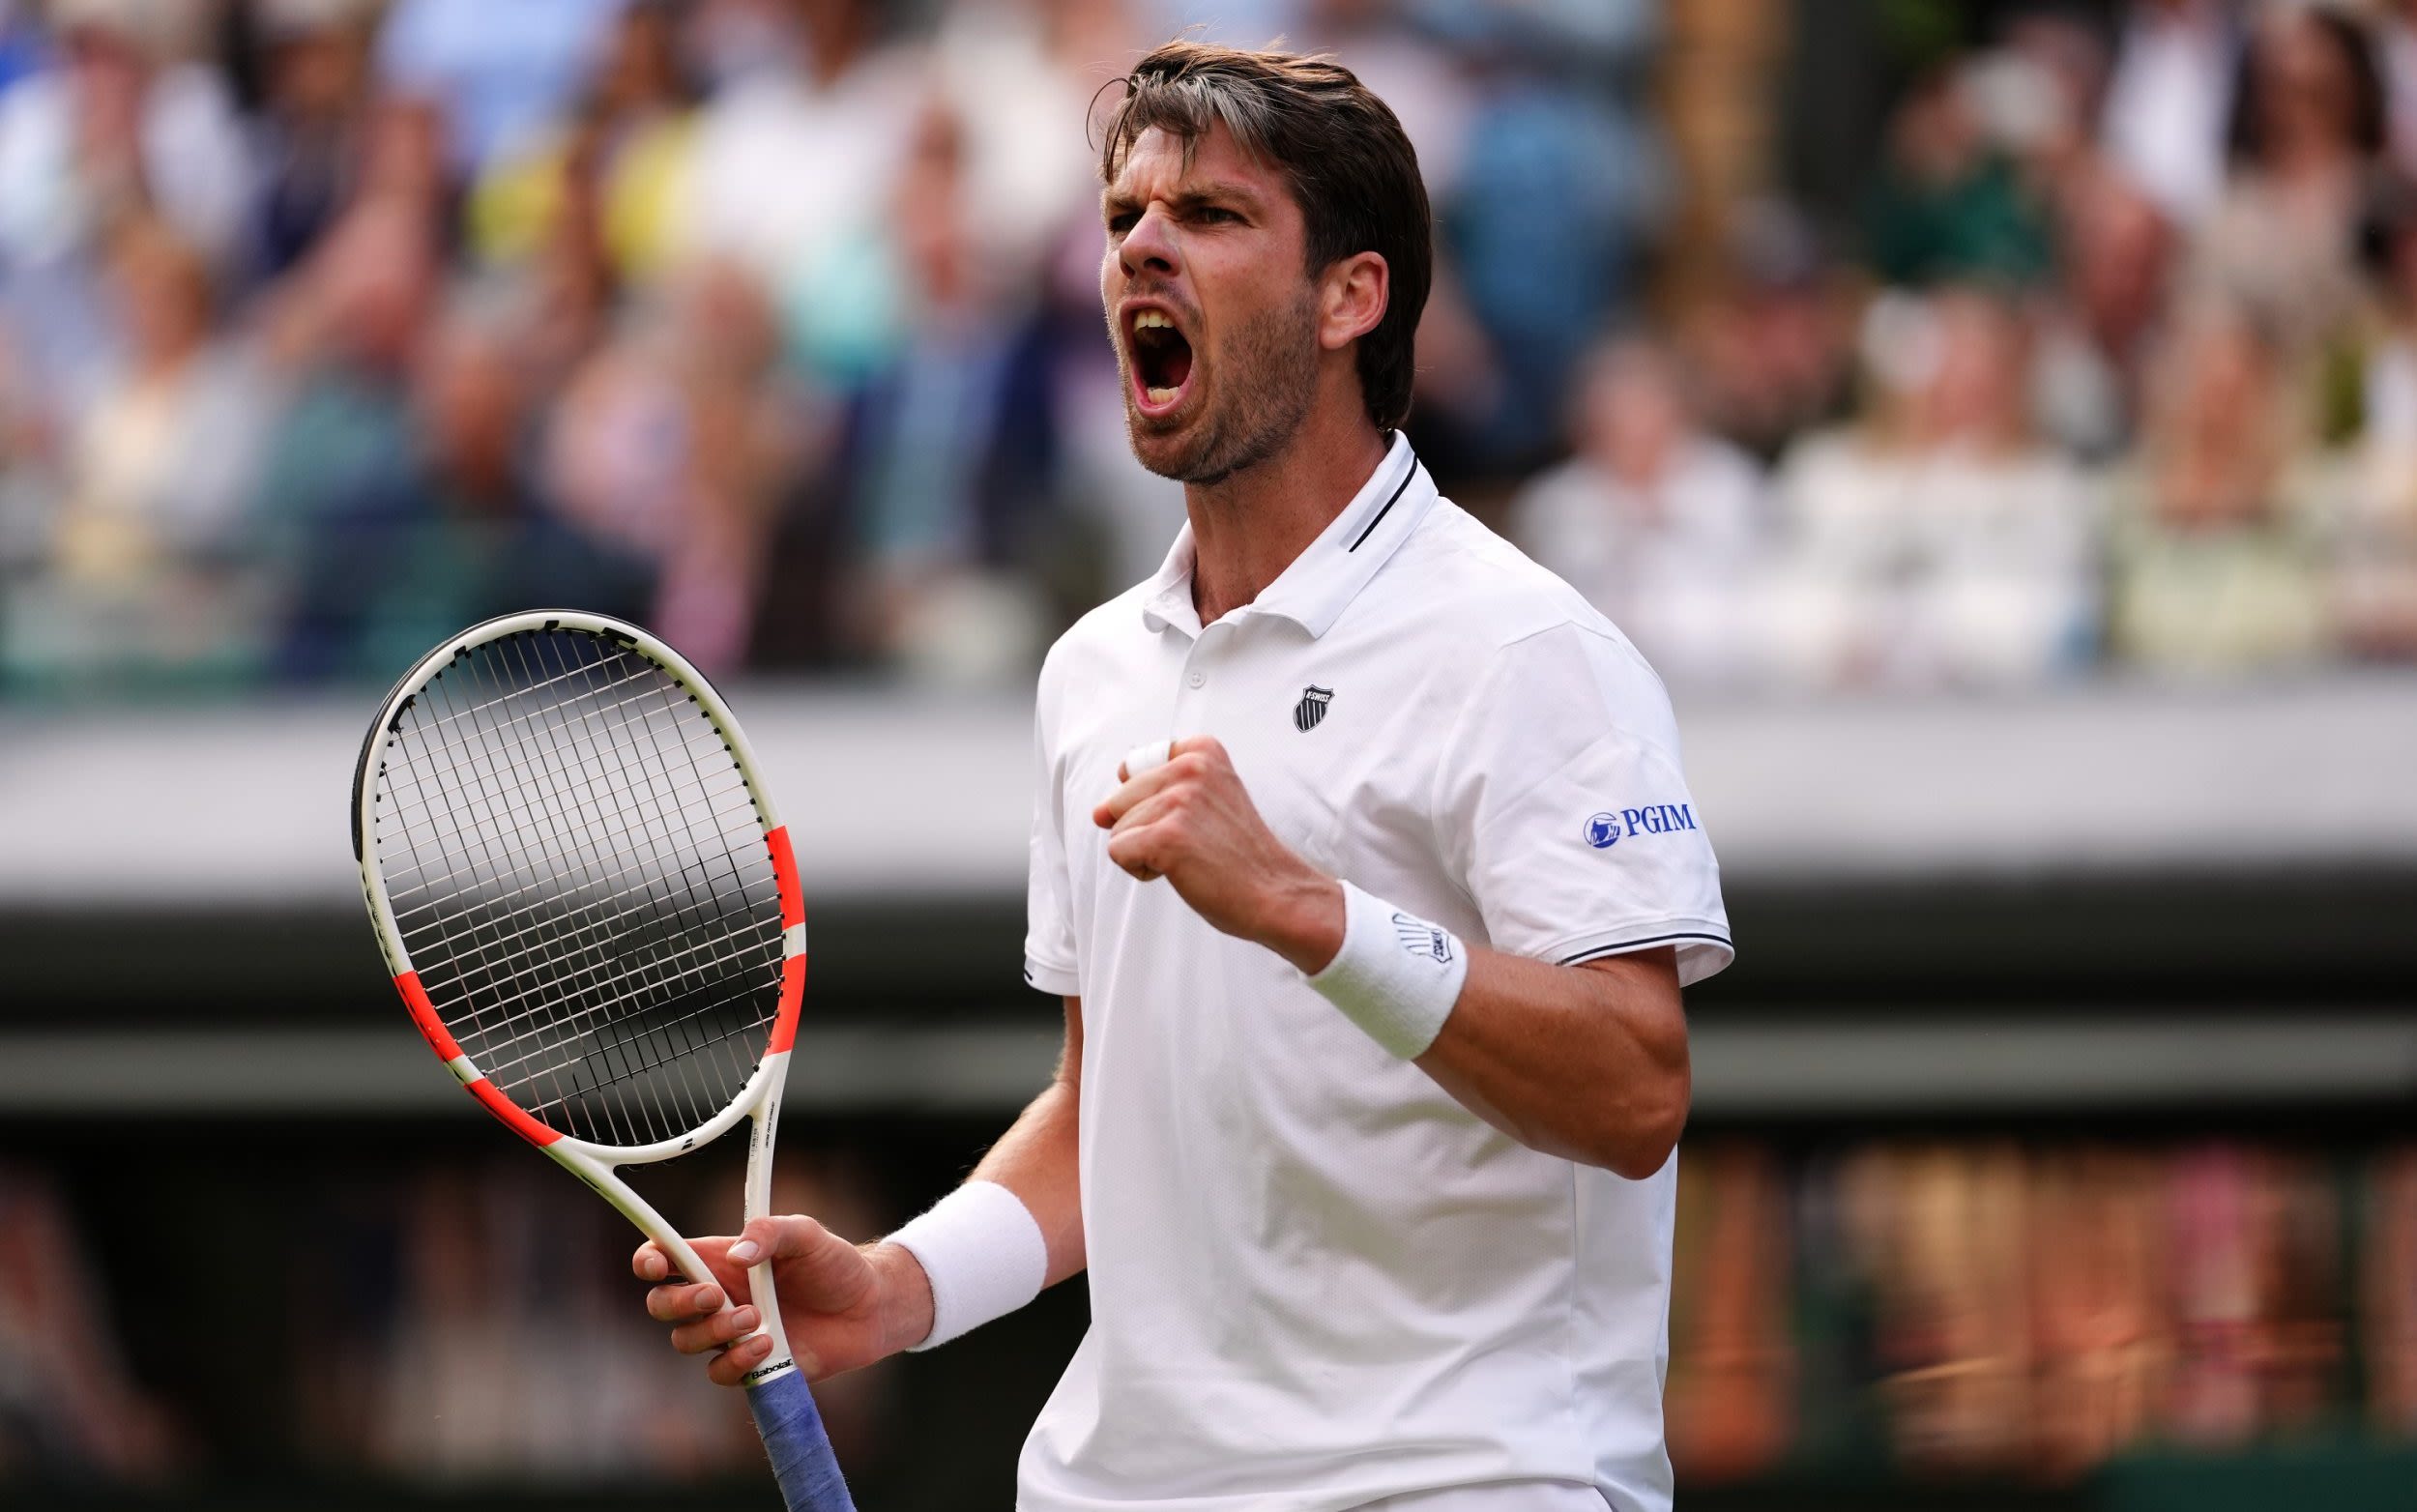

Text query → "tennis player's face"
[1103,125,1322,485]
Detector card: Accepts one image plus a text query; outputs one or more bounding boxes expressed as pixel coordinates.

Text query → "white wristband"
[886,1180,1047,1352]
[1305,882,1469,1059]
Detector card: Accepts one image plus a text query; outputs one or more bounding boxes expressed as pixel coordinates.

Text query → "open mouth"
[1127,308,1194,416]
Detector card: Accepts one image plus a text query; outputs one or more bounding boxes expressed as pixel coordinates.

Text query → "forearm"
[874,1000,1087,1350]
[965,1074,1086,1284]
[1412,946,1690,1178]
[1253,877,1687,1176]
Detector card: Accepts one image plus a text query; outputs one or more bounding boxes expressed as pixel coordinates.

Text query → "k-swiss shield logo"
[1293,684,1333,732]
[1392,912,1453,964]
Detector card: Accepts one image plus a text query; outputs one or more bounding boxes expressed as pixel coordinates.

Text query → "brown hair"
[1098,40,1433,431]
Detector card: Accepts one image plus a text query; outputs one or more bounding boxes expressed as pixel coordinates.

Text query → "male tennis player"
[639,41,1731,1511]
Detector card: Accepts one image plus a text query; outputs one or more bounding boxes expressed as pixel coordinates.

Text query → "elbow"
[1590,1063,1691,1181]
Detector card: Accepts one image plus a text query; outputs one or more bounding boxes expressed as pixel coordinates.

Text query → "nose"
[1119,202,1180,280]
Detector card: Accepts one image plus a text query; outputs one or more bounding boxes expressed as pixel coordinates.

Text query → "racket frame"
[354,608,804,1388]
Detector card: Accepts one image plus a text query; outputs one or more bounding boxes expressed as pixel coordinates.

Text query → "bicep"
[1577,946,1681,1004]
[1578,947,1688,1067]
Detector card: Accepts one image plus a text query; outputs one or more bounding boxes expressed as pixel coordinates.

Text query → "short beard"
[1126,287,1321,486]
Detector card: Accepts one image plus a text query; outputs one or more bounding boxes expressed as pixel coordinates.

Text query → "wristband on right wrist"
[885,1179,1047,1352]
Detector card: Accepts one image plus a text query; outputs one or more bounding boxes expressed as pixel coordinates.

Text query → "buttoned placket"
[1173,616,1238,727]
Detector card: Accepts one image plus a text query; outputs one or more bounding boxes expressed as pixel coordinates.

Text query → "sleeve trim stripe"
[1558,931,1733,967]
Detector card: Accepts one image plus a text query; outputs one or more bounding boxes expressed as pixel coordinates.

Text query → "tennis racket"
[350,608,854,1510]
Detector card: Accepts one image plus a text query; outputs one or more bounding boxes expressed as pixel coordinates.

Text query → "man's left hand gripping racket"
[351,609,855,1510]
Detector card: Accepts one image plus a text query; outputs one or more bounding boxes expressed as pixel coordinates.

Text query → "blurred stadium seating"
[1,1,2414,1509]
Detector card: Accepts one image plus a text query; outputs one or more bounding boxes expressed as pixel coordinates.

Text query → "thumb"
[684,1235,753,1304]
[735,1214,869,1313]
[723,1214,797,1269]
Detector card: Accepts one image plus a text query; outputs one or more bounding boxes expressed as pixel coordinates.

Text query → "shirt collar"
[1139,433,1436,640]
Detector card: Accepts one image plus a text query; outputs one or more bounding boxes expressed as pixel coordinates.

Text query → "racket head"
[355,610,805,1160]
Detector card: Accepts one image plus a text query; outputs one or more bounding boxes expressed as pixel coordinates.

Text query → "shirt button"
[1186,670,1207,688]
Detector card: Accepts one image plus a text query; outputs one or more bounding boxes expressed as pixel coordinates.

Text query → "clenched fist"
[1092,736,1345,974]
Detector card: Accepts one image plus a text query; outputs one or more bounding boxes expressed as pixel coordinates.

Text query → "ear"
[1317,250,1389,354]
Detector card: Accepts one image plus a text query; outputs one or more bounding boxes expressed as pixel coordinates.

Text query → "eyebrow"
[1101,181,1268,219]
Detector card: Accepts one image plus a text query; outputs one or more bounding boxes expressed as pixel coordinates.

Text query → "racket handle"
[745,1370,858,1510]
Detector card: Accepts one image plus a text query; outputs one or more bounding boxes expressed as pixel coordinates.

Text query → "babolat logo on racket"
[1392,912,1453,965]
[1294,684,1333,732]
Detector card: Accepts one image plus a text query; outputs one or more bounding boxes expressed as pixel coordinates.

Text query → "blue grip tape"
[745,1370,858,1510]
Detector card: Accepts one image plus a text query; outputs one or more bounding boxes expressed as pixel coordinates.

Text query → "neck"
[1183,403,1389,625]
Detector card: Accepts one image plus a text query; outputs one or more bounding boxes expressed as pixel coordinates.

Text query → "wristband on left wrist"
[1303,882,1469,1059]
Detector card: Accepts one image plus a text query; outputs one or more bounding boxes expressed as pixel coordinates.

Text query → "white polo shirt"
[1018,434,1733,1512]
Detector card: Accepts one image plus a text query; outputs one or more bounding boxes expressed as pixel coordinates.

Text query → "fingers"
[1106,808,1176,882]
[1094,753,1181,829]
[632,1236,749,1297]
[668,1299,762,1358]
[724,1213,792,1269]
[705,1331,776,1388]
[1093,737,1227,829]
[645,1279,727,1324]
[642,1216,872,1384]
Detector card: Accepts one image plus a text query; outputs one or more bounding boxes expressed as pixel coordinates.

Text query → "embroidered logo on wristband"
[1392,912,1454,964]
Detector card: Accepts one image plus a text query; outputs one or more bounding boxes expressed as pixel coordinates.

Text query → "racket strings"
[426,643,762,1145]
[391,639,710,1143]
[383,771,762,993]
[381,769,758,935]
[371,627,785,1148]
[451,632,771,1144]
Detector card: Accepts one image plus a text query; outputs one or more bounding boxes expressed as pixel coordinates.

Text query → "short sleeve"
[1433,623,1733,986]
[1022,672,1082,996]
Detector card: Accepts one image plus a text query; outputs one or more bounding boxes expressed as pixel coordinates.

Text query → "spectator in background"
[0,322,52,579]
[2102,0,2238,227]
[55,218,268,590]
[471,0,700,285]
[2106,303,2332,677]
[249,191,437,675]
[2189,5,2384,361]
[376,0,628,180]
[2377,0,2417,179]
[1510,334,1767,691]
[2333,179,2417,659]
[1422,0,1664,474]
[2035,161,2177,460]
[241,0,378,284]
[675,0,924,387]
[1297,0,1472,193]
[927,0,1135,300]
[3,217,275,688]
[547,258,816,675]
[830,102,1057,685]
[280,286,649,681]
[0,2,46,93]
[1671,200,1857,466]
[1768,286,2098,689]
[0,0,252,406]
[1864,63,2054,289]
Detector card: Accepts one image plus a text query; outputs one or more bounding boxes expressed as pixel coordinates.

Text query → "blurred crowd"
[6,0,2417,696]
[1666,1140,2417,1487]
[12,1137,2411,1487]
